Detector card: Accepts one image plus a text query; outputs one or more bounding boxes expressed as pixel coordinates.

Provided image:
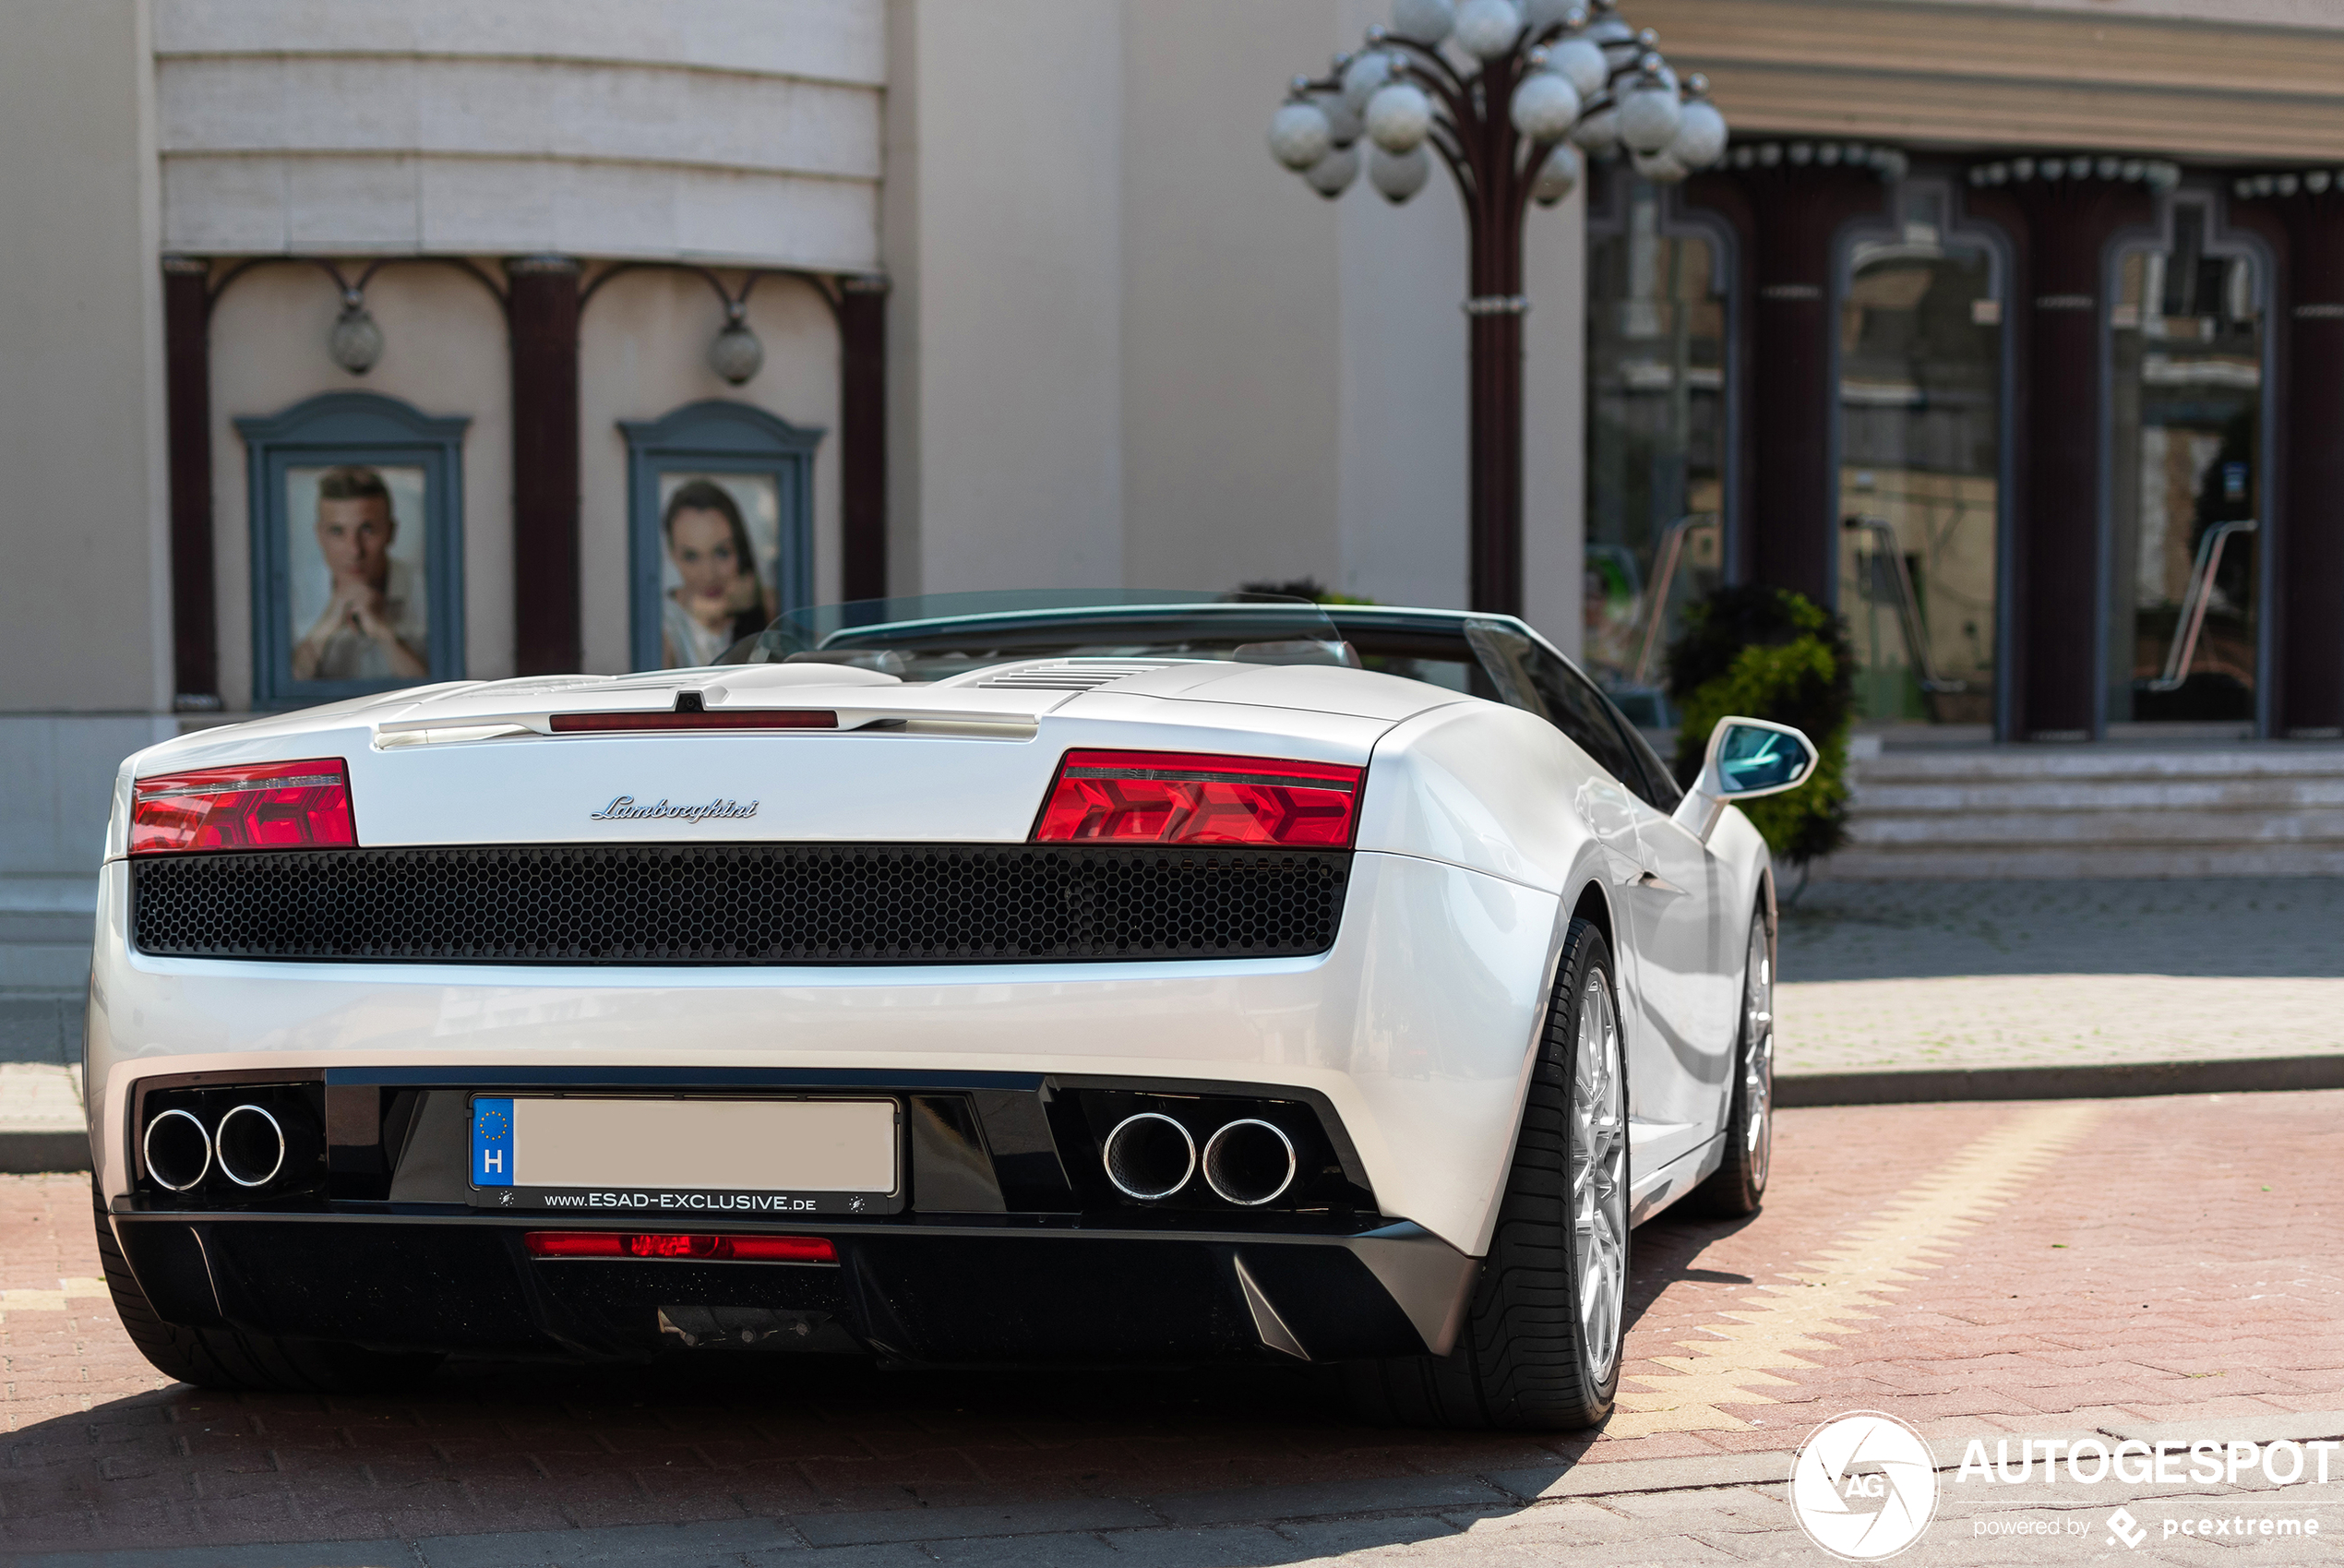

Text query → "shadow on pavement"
[2,1212,1765,1565]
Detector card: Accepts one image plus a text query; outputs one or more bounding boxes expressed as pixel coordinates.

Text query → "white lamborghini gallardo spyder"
[88,592,1814,1430]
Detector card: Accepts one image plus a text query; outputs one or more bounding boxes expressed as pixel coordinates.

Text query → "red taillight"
[129,760,355,856]
[548,711,838,733]
[522,1231,837,1263]
[1033,749,1361,847]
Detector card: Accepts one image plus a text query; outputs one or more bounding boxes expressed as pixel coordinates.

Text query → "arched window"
[235,391,469,706]
[621,401,822,671]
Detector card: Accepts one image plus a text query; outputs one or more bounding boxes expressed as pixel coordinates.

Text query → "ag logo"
[1788,1411,1941,1562]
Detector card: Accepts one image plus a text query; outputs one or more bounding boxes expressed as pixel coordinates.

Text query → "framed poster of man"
[622,401,820,671]
[237,393,467,706]
[285,463,431,681]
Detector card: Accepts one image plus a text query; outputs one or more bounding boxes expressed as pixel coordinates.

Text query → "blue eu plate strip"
[472,1097,514,1187]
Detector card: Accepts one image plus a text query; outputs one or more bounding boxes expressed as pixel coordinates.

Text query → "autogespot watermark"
[1789,1414,2335,1560]
[1955,1435,2332,1550]
[1789,1412,1941,1562]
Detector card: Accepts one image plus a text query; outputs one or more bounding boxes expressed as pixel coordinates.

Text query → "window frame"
[620,400,824,673]
[233,390,470,710]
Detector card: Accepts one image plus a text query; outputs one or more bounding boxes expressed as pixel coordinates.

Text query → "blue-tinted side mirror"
[1671,715,1820,844]
[1716,722,1812,796]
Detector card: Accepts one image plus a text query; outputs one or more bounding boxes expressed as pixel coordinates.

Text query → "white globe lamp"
[1365,81,1433,153]
[1306,144,1362,197]
[1510,71,1583,142]
[1268,101,1333,170]
[1369,143,1431,202]
[1453,0,1525,58]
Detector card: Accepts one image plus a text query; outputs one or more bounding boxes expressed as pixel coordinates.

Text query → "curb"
[1777,1052,2344,1107]
[0,1130,89,1174]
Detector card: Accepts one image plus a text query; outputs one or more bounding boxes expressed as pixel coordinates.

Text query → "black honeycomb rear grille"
[130,844,1348,964]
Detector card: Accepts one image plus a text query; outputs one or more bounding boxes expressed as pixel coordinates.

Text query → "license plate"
[468,1096,901,1215]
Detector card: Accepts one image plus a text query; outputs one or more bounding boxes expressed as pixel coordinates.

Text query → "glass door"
[1835,196,2002,728]
[2107,202,2263,726]
[1585,181,1728,727]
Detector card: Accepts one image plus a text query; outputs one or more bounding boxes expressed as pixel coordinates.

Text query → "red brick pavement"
[2,1092,2338,1552]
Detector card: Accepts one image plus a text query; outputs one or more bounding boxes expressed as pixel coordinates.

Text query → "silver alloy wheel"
[1573,972,1629,1383]
[1742,918,1775,1189]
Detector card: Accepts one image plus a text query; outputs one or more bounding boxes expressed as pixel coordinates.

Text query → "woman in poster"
[660,479,777,667]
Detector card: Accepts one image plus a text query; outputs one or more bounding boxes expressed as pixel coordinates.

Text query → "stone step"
[1852,778,2344,813]
[0,878,95,994]
[1848,807,2344,846]
[1825,744,2344,879]
[1847,815,2344,848]
[1849,746,2344,783]
[1814,843,2344,880]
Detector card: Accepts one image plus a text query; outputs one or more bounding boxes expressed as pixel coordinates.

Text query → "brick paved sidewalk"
[4,1091,2337,1563]
[1775,878,2344,1079]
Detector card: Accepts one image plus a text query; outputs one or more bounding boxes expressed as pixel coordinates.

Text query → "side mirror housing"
[1671,716,1820,844]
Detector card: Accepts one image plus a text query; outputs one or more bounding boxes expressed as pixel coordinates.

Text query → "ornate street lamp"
[1268,0,1727,616]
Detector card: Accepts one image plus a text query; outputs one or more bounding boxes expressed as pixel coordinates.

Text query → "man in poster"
[290,465,428,681]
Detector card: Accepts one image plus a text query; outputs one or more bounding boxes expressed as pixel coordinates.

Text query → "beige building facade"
[6,0,2344,990]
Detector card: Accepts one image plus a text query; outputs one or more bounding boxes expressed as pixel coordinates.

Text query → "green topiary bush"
[1664,586,1856,868]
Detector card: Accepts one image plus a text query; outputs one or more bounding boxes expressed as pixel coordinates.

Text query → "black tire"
[1688,907,1773,1218]
[91,1187,443,1394]
[1345,917,1628,1430]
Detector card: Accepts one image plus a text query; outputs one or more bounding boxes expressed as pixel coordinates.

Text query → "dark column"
[1464,52,1525,617]
[2275,191,2344,736]
[507,256,581,675]
[837,276,889,603]
[161,257,219,709]
[2002,180,2151,739]
[1723,164,1886,605]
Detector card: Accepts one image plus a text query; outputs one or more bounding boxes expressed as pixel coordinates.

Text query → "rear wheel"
[1690,910,1773,1216]
[91,1189,442,1394]
[1345,917,1627,1430]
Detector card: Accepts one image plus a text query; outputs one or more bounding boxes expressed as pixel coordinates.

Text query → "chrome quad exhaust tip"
[214,1103,294,1188]
[1101,1111,1197,1201]
[1202,1119,1298,1206]
[141,1107,212,1191]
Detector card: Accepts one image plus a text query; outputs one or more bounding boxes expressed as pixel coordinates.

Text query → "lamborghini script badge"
[591,796,759,824]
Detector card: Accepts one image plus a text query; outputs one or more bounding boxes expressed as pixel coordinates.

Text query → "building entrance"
[2108,198,2265,729]
[1835,191,2003,729]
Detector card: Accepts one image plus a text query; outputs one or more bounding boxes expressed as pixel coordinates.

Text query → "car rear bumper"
[106,1210,1477,1365]
[90,851,1568,1254]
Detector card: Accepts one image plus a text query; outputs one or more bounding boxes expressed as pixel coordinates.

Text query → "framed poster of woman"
[622,401,821,670]
[654,473,783,668]
[236,392,468,706]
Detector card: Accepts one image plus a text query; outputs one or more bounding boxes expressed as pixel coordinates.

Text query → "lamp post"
[1268,0,1726,616]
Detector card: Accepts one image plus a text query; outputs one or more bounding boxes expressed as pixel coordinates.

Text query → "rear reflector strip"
[523,1231,838,1263]
[1034,748,1361,847]
[549,711,839,733]
[129,760,355,856]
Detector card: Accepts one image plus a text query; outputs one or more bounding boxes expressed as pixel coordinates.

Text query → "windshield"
[715,590,1350,681]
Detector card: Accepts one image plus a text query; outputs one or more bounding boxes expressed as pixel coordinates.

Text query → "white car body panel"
[91,848,1554,1254]
[91,641,1776,1275]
